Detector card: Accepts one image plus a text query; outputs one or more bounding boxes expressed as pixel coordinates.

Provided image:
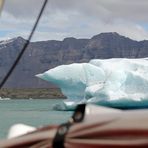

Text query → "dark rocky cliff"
[0,32,148,88]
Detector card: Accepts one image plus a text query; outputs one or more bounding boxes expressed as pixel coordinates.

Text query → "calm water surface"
[0,99,73,139]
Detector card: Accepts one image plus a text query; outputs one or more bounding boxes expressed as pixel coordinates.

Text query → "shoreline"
[0,88,66,99]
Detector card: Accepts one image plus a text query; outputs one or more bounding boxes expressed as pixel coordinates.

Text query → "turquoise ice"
[36,58,148,110]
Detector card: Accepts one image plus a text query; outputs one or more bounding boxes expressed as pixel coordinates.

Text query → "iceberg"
[36,58,148,110]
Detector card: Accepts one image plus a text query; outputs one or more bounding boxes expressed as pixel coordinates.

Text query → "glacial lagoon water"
[1,98,148,140]
[0,99,73,139]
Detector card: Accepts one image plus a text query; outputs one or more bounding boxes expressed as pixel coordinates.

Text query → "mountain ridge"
[0,32,148,88]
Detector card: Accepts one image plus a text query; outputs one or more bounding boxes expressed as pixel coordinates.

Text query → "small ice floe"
[0,97,11,100]
[8,124,36,139]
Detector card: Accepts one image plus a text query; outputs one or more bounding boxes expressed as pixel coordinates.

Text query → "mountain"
[0,32,148,88]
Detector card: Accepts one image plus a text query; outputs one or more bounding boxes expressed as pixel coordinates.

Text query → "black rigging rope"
[0,0,48,89]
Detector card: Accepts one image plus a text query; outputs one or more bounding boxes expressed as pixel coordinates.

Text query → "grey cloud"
[3,0,43,18]
[1,0,148,41]
[48,0,148,23]
[3,0,148,22]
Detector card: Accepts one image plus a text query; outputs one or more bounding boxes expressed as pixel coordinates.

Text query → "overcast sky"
[0,0,148,41]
